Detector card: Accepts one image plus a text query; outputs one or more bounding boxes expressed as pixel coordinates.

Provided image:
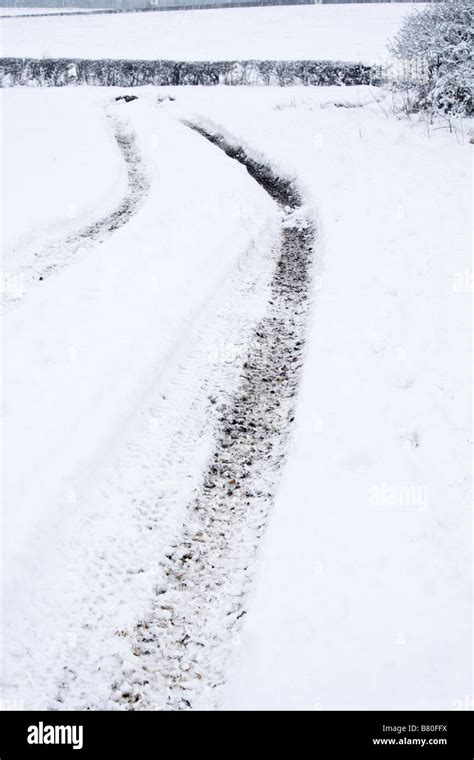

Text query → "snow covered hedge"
[390,0,473,116]
[0,58,381,88]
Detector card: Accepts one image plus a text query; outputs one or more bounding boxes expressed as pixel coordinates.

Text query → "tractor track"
[114,124,315,710]
[2,115,149,309]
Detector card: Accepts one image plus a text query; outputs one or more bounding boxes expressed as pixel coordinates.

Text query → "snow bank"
[169,85,472,710]
[0,4,421,63]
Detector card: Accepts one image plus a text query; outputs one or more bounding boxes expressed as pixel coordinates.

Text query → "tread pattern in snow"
[116,125,314,710]
[2,114,149,308]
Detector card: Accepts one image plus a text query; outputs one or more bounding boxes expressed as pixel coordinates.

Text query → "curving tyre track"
[116,124,315,711]
[2,115,149,309]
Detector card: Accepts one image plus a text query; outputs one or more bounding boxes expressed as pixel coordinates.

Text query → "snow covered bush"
[390,0,473,117]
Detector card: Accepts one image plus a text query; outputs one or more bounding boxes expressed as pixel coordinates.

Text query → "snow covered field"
[0,3,421,63]
[1,82,471,711]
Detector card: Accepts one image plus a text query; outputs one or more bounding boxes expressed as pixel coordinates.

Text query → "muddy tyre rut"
[2,115,149,308]
[117,125,315,710]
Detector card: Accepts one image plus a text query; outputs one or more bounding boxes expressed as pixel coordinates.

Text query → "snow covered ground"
[0,3,421,63]
[1,82,471,710]
[1,87,279,708]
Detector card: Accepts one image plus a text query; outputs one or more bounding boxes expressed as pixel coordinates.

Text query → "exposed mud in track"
[116,125,314,710]
[74,121,147,243]
[2,116,148,309]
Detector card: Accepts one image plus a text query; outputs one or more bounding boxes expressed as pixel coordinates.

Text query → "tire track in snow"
[2,116,278,711]
[116,124,314,710]
[2,114,149,309]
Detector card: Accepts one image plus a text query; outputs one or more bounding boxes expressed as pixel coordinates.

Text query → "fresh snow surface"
[1,84,471,711]
[0,4,421,63]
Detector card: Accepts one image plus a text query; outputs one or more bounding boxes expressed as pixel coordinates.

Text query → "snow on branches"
[390,0,473,117]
